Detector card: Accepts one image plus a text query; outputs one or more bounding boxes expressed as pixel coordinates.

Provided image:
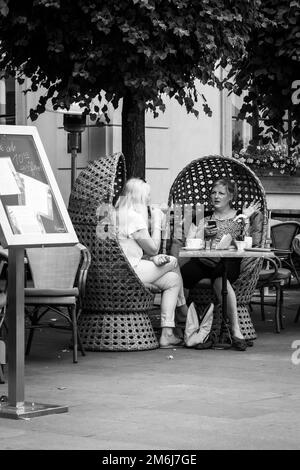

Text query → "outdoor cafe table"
[179,248,275,321]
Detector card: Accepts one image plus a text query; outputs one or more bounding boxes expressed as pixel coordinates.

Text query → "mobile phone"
[207,220,217,227]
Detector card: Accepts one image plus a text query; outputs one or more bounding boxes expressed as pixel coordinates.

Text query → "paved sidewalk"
[0,286,300,450]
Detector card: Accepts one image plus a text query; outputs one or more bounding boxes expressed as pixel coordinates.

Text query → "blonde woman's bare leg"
[135,257,187,308]
[163,258,188,333]
[154,271,185,347]
[135,259,186,347]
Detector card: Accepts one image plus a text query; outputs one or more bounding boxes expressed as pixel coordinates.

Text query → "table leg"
[221,262,228,320]
[213,261,231,349]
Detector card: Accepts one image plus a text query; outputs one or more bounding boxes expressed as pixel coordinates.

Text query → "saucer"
[182,246,204,250]
[244,247,272,252]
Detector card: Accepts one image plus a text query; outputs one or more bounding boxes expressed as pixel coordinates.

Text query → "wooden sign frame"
[0,125,78,248]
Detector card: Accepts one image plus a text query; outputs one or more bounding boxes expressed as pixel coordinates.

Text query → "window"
[0,77,16,125]
[231,93,293,154]
[231,93,252,153]
[231,93,299,176]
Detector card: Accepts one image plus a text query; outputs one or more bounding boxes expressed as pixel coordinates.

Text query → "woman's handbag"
[184,302,214,348]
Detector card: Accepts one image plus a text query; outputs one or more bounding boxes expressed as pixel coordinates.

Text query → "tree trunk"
[122,93,146,179]
[252,101,260,146]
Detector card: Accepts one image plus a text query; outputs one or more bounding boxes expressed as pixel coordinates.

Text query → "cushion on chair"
[25,296,77,305]
[25,288,79,297]
[258,268,291,282]
[197,278,212,287]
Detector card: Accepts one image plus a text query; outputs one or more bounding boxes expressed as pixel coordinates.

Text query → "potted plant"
[233,143,299,176]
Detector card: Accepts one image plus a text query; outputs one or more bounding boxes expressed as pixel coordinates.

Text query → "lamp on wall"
[62,108,86,190]
[47,99,108,190]
[46,103,87,190]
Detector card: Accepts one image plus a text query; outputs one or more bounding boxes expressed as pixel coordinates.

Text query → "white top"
[116,208,148,268]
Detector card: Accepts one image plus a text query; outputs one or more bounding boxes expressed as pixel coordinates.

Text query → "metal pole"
[71,147,77,190]
[0,248,68,418]
[7,247,25,408]
[69,132,80,190]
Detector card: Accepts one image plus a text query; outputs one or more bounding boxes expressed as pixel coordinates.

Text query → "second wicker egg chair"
[166,155,268,341]
[68,152,159,351]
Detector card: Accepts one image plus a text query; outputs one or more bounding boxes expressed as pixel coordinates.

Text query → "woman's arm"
[132,207,163,256]
[132,228,161,256]
[249,211,264,247]
[234,201,261,240]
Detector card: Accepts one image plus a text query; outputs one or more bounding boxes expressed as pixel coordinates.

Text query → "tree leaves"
[0,0,259,122]
[228,0,300,146]
[0,0,8,16]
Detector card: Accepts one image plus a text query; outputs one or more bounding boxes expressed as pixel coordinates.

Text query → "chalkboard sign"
[0,125,78,247]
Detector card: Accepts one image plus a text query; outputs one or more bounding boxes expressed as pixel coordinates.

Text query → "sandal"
[159,339,185,349]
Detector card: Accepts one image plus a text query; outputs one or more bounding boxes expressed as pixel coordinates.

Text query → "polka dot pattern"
[166,155,268,341]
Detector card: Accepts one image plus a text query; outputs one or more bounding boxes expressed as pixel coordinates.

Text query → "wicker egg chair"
[68,152,159,351]
[166,155,268,341]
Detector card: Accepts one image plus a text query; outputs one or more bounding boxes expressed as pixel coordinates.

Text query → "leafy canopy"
[0,0,262,122]
[228,0,300,146]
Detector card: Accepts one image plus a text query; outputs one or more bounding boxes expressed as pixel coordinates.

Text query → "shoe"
[193,340,213,350]
[246,339,254,347]
[231,336,247,351]
[218,331,232,345]
[212,342,232,350]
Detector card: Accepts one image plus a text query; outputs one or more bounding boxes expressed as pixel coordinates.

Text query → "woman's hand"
[242,200,261,219]
[204,225,218,238]
[150,254,174,267]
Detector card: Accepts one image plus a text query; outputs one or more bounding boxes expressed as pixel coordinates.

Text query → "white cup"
[235,240,246,251]
[244,236,253,249]
[185,238,204,249]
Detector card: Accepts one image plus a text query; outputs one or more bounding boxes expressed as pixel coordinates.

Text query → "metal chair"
[271,221,300,285]
[165,155,268,341]
[253,256,291,333]
[295,306,300,323]
[24,243,91,363]
[292,234,300,323]
[68,152,159,351]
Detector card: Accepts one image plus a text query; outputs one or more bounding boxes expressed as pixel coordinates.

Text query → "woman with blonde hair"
[114,178,188,348]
